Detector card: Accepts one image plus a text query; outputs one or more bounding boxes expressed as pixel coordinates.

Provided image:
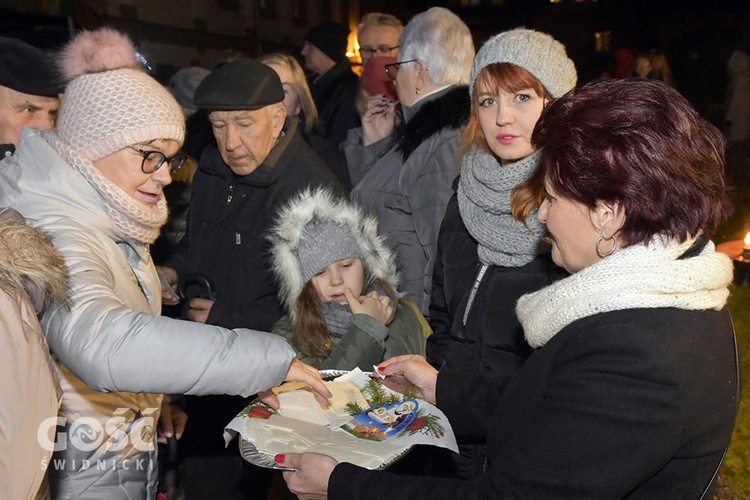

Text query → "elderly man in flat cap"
[301,21,361,146]
[0,36,61,157]
[159,58,340,498]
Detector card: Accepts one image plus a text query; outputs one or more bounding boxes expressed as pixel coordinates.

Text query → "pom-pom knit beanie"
[469,28,577,98]
[55,27,184,161]
[45,28,184,244]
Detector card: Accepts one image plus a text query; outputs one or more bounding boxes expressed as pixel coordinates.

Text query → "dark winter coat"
[426,189,552,478]
[302,129,351,191]
[166,120,341,331]
[329,307,738,499]
[309,60,361,147]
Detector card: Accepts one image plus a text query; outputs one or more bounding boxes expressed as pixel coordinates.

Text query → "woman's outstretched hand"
[377,355,439,404]
[260,359,332,410]
[277,452,338,500]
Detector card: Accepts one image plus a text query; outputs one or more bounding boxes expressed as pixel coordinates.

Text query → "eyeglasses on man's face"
[128,146,187,175]
[384,59,418,80]
[359,45,399,59]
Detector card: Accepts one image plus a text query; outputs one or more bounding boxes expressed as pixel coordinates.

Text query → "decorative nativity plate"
[230,369,457,471]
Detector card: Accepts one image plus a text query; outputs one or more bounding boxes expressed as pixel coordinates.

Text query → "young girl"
[269,187,428,369]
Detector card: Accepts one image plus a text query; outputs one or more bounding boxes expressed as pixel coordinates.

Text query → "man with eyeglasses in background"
[357,12,403,63]
[354,13,404,124]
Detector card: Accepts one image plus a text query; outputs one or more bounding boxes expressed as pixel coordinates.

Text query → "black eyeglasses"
[128,146,186,175]
[384,59,418,80]
[359,45,399,59]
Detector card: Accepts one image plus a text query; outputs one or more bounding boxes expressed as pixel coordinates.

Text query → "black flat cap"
[194,58,284,111]
[0,36,62,96]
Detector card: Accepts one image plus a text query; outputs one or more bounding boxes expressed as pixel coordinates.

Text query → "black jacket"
[310,60,361,146]
[426,190,552,376]
[167,121,341,330]
[330,307,738,499]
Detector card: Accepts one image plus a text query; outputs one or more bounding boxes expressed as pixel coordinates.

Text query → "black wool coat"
[330,307,738,499]
[309,60,361,146]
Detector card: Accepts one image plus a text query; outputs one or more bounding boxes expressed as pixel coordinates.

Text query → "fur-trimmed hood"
[0,216,70,313]
[269,188,398,319]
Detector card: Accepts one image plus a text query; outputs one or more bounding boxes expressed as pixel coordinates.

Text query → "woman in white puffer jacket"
[0,28,328,500]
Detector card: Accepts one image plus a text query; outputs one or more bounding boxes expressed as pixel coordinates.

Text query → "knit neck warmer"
[319,282,392,335]
[45,131,167,244]
[517,234,734,349]
[458,148,548,267]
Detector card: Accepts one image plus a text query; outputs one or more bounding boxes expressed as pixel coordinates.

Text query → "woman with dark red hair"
[276,78,739,499]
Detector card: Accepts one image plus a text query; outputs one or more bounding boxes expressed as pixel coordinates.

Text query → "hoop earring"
[596,234,618,257]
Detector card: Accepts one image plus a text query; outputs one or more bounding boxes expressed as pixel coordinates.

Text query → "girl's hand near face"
[345,289,393,325]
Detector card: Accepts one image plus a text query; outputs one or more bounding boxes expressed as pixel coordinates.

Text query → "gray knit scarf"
[45,131,168,244]
[457,148,548,267]
[319,282,393,335]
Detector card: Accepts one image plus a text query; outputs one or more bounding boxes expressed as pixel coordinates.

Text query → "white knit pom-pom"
[60,27,142,81]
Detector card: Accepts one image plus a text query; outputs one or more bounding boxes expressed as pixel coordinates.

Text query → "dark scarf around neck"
[396,85,470,161]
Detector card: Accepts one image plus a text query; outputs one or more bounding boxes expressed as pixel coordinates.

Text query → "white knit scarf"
[45,131,167,244]
[517,234,734,348]
[458,148,549,267]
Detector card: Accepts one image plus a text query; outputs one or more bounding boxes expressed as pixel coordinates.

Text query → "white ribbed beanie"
[469,28,577,98]
[56,28,184,161]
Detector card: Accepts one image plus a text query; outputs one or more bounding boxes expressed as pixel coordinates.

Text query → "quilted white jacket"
[0,129,295,499]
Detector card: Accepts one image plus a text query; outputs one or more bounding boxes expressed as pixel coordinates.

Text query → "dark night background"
[2,0,750,136]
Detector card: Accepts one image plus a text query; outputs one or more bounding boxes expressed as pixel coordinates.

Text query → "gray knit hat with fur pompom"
[470,28,577,98]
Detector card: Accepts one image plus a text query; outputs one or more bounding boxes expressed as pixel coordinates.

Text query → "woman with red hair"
[425,28,577,478]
